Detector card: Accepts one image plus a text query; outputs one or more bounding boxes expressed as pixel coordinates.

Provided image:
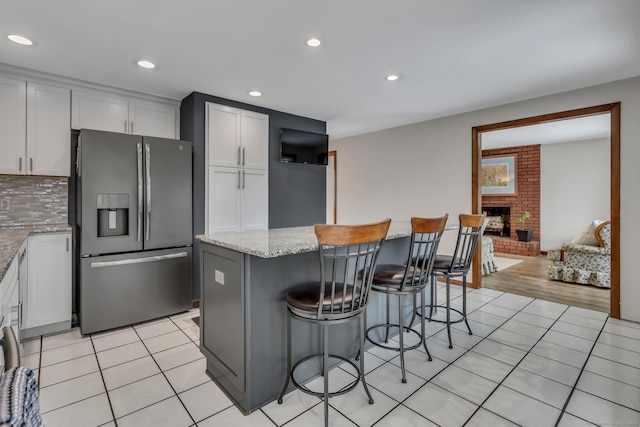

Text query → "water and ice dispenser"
[97,194,129,237]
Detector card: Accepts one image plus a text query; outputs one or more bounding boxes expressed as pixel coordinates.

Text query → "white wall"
[540,137,610,251]
[330,76,640,322]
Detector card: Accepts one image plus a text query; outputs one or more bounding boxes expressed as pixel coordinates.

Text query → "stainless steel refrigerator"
[76,129,193,334]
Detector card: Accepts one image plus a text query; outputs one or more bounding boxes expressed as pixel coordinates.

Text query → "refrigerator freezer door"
[143,137,193,250]
[79,130,143,256]
[79,247,193,334]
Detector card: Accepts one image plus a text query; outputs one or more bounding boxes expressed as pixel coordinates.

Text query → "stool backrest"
[401,215,449,291]
[314,219,391,319]
[447,213,487,274]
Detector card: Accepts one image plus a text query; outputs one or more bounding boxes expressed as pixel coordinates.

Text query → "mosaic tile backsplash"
[0,176,68,227]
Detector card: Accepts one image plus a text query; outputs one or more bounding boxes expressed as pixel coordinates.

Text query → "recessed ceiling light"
[249,91,262,97]
[386,74,399,81]
[306,38,321,47]
[137,60,156,69]
[8,34,33,46]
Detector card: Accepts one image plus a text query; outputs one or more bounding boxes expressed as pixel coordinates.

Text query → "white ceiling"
[481,114,611,149]
[2,0,640,139]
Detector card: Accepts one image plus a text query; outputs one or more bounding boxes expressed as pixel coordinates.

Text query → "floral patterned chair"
[482,236,497,275]
[546,221,611,288]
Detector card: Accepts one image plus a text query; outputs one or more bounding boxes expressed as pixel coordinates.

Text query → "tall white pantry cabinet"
[206,103,269,233]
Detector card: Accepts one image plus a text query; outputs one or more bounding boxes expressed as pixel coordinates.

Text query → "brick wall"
[482,144,540,242]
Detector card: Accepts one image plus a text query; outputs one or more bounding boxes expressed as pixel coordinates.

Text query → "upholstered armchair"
[546,221,611,288]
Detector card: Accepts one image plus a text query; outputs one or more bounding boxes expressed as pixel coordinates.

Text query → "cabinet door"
[26,82,71,176]
[24,233,72,330]
[208,166,241,233]
[71,90,128,132]
[0,254,20,343]
[240,168,269,231]
[206,103,241,168]
[129,100,178,139]
[240,110,269,170]
[0,77,26,175]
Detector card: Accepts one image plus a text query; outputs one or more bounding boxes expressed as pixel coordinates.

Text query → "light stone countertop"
[0,224,72,282]
[197,221,426,258]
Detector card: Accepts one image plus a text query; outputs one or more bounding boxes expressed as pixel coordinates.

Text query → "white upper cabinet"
[0,76,27,175]
[72,89,179,139]
[129,99,178,139]
[241,110,269,170]
[27,82,71,176]
[71,90,128,133]
[206,103,268,169]
[0,78,70,176]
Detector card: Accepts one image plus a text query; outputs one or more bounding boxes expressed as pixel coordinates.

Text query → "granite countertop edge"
[196,221,415,258]
[0,224,72,282]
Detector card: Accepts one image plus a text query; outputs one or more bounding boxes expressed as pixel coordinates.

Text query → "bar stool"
[277,219,391,427]
[366,215,448,383]
[416,213,486,349]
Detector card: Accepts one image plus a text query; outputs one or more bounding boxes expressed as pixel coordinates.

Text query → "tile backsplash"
[0,176,68,227]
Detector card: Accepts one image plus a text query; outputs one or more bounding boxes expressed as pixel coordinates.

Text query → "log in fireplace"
[482,206,510,236]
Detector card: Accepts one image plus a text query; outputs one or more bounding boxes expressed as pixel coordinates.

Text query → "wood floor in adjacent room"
[480,254,610,313]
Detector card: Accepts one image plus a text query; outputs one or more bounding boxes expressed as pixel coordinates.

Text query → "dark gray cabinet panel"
[201,247,245,395]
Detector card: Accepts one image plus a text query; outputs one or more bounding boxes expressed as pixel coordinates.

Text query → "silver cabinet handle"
[137,143,143,242]
[30,157,33,173]
[66,237,70,252]
[145,143,151,242]
[237,170,241,189]
[91,252,188,268]
[242,170,245,189]
[124,120,128,133]
[18,157,22,172]
[237,146,241,166]
[18,302,23,328]
[242,147,246,166]
[131,121,134,134]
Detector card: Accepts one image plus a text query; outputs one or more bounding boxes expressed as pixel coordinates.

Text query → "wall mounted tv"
[280,128,329,165]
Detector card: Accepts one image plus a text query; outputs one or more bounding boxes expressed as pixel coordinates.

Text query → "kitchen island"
[196,222,421,414]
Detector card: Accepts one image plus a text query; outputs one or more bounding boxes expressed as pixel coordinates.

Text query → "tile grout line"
[89,333,119,426]
[555,316,640,424]
[459,298,573,425]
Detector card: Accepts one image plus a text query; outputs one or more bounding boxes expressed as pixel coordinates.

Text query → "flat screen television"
[280,128,329,165]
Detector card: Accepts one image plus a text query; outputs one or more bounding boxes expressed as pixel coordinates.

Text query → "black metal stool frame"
[365,215,448,383]
[416,213,486,349]
[277,219,391,427]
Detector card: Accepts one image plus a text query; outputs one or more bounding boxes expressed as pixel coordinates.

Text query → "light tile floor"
[21,285,640,426]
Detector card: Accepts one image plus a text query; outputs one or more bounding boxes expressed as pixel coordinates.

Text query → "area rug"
[494,256,524,271]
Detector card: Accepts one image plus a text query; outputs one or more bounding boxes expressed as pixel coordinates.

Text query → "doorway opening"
[471,103,620,318]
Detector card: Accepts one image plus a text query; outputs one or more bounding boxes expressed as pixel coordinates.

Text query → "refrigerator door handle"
[90,252,189,268]
[137,142,143,242]
[145,143,151,242]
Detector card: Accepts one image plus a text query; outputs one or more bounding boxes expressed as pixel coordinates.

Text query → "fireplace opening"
[483,206,510,237]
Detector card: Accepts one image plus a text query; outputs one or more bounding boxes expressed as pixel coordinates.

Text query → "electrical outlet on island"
[0,198,11,211]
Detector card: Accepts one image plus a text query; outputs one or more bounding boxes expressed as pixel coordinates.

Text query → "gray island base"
[197,222,433,414]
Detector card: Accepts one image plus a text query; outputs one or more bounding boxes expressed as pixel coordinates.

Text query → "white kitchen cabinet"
[206,103,269,170]
[26,82,72,176]
[20,232,72,339]
[205,102,269,233]
[208,166,268,233]
[0,242,23,344]
[0,79,70,176]
[72,89,179,139]
[0,76,26,175]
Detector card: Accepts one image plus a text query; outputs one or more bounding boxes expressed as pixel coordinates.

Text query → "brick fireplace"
[482,144,540,256]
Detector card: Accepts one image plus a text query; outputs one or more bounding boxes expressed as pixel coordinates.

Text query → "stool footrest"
[290,354,362,399]
[366,324,423,352]
[415,305,467,325]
